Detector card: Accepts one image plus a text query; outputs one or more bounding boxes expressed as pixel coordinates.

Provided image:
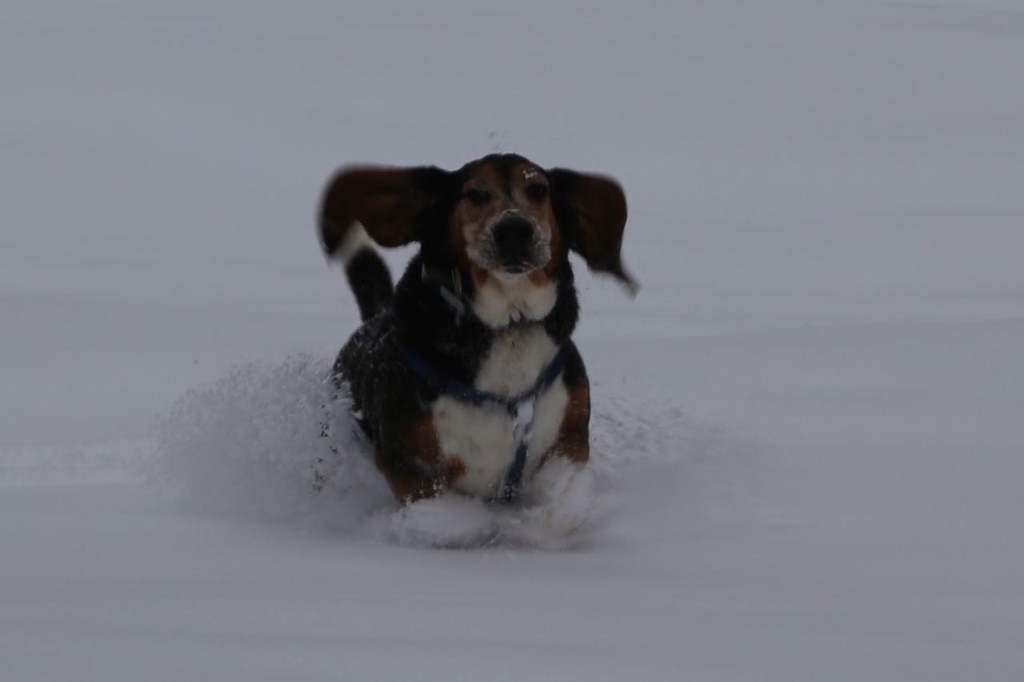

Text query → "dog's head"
[319,154,634,323]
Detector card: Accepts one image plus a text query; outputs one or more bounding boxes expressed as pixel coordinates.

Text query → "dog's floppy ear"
[319,165,448,256]
[548,168,637,294]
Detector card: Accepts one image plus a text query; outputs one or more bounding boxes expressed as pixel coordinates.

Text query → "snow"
[3,0,1024,679]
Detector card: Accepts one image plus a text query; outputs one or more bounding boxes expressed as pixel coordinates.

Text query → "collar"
[421,265,471,322]
[398,343,571,502]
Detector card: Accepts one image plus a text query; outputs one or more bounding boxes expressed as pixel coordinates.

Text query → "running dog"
[318,153,632,503]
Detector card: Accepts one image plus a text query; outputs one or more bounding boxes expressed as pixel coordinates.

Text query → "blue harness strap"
[398,343,571,502]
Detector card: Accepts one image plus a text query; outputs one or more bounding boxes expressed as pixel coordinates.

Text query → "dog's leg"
[524,366,595,535]
[373,410,466,502]
[553,362,591,465]
[374,449,467,503]
[527,453,597,538]
[375,449,436,501]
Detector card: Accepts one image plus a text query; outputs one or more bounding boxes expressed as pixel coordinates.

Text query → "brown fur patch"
[374,415,466,501]
[528,267,554,287]
[449,162,505,259]
[556,382,591,464]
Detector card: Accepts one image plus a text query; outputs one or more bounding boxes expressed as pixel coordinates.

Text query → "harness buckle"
[511,398,536,447]
[513,398,535,430]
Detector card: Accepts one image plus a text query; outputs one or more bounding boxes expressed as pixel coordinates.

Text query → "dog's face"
[319,154,634,324]
[450,156,558,279]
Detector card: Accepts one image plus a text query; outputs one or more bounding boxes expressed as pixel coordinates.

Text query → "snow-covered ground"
[3,0,1024,679]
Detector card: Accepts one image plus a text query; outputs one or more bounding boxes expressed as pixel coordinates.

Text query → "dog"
[318,153,633,505]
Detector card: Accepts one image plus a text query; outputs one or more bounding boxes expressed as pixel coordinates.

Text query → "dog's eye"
[464,188,492,205]
[525,183,549,202]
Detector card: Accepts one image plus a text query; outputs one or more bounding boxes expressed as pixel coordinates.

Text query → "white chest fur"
[471,275,557,329]
[432,325,569,498]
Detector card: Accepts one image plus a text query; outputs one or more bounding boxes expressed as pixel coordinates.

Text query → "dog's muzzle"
[481,212,550,275]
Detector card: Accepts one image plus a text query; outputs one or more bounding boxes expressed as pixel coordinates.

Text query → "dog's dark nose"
[491,216,535,264]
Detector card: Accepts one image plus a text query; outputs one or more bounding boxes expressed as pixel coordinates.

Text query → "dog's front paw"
[525,457,599,539]
[386,494,498,548]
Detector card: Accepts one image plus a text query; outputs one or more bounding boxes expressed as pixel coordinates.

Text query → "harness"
[398,343,570,503]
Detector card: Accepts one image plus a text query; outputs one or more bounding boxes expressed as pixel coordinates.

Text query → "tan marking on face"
[468,261,492,292]
[528,268,553,287]
[449,162,507,274]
